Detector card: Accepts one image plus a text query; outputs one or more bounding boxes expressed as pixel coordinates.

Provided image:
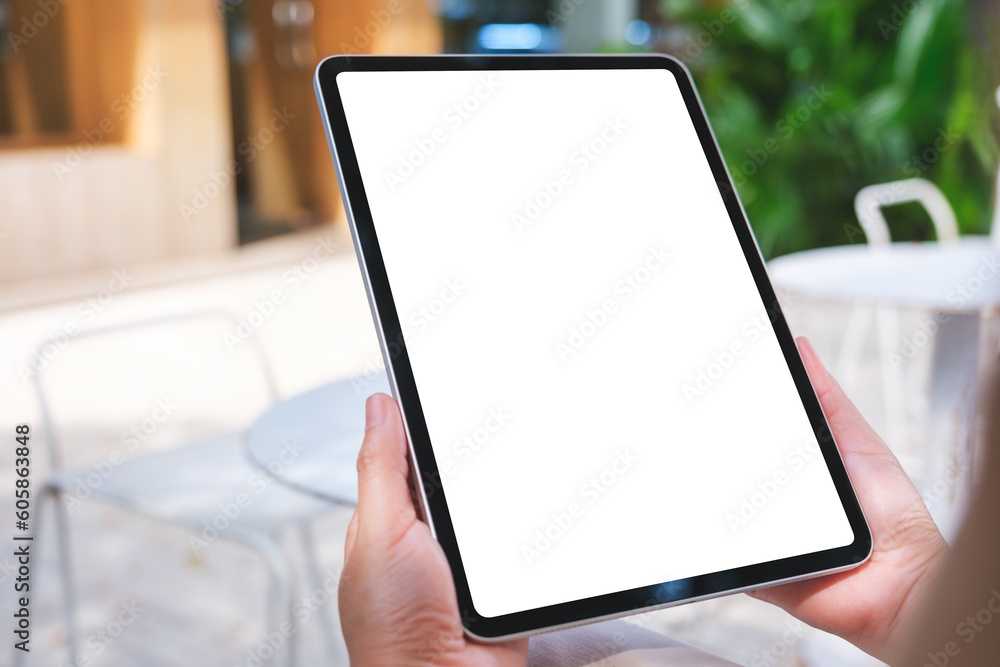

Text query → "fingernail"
[365,394,387,430]
[796,336,815,363]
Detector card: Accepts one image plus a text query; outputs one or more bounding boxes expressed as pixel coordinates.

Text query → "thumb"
[353,393,418,548]
[796,337,896,463]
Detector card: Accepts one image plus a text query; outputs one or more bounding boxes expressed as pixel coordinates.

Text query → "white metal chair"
[23,311,342,667]
[842,178,959,455]
[854,178,959,245]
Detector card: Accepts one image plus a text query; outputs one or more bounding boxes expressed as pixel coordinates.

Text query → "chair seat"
[49,433,339,536]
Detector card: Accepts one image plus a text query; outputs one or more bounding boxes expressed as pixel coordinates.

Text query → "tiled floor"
[0,226,938,666]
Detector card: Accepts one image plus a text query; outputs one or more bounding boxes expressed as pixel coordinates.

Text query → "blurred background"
[1,1,998,666]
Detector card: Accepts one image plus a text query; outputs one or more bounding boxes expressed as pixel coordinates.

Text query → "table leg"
[923,312,979,543]
[876,306,908,456]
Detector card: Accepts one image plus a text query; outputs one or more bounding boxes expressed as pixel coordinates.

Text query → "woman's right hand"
[750,338,949,662]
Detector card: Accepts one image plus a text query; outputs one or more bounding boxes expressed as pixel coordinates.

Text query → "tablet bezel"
[314,54,872,641]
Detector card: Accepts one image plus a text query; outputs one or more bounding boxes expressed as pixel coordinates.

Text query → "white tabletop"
[244,372,391,504]
[766,237,1000,311]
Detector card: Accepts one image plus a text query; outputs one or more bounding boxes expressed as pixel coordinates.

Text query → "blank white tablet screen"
[337,68,854,618]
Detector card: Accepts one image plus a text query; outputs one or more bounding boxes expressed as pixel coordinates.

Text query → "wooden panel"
[62,0,141,143]
[1,50,40,138]
[312,0,442,221]
[242,0,443,228]
[0,55,10,133]
[5,0,139,142]
[0,0,236,283]
[149,0,237,254]
[8,0,71,135]
[370,0,443,55]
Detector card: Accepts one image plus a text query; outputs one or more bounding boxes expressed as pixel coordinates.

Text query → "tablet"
[314,54,871,640]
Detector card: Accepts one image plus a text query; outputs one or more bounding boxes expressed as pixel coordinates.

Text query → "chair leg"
[48,486,80,667]
[238,531,298,667]
[875,306,908,452]
[835,304,872,388]
[264,562,284,667]
[14,487,79,667]
[282,531,298,667]
[298,523,345,665]
[12,489,47,667]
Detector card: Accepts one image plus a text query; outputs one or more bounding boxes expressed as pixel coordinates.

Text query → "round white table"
[766,237,1000,309]
[767,237,1000,540]
[244,371,391,504]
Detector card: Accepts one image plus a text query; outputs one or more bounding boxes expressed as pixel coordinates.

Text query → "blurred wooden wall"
[0,0,235,283]
[0,0,442,284]
[243,0,441,232]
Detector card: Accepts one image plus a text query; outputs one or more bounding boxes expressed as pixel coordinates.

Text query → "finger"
[798,337,937,546]
[344,508,359,560]
[797,337,896,463]
[355,393,417,542]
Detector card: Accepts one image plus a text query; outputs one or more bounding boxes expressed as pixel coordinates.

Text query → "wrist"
[348,638,462,667]
[351,649,425,667]
[862,541,950,661]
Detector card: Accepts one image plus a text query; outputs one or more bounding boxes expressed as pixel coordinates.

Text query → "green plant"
[661,0,998,259]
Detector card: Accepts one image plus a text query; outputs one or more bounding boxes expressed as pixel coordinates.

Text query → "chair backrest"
[854,178,959,246]
[31,310,279,472]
